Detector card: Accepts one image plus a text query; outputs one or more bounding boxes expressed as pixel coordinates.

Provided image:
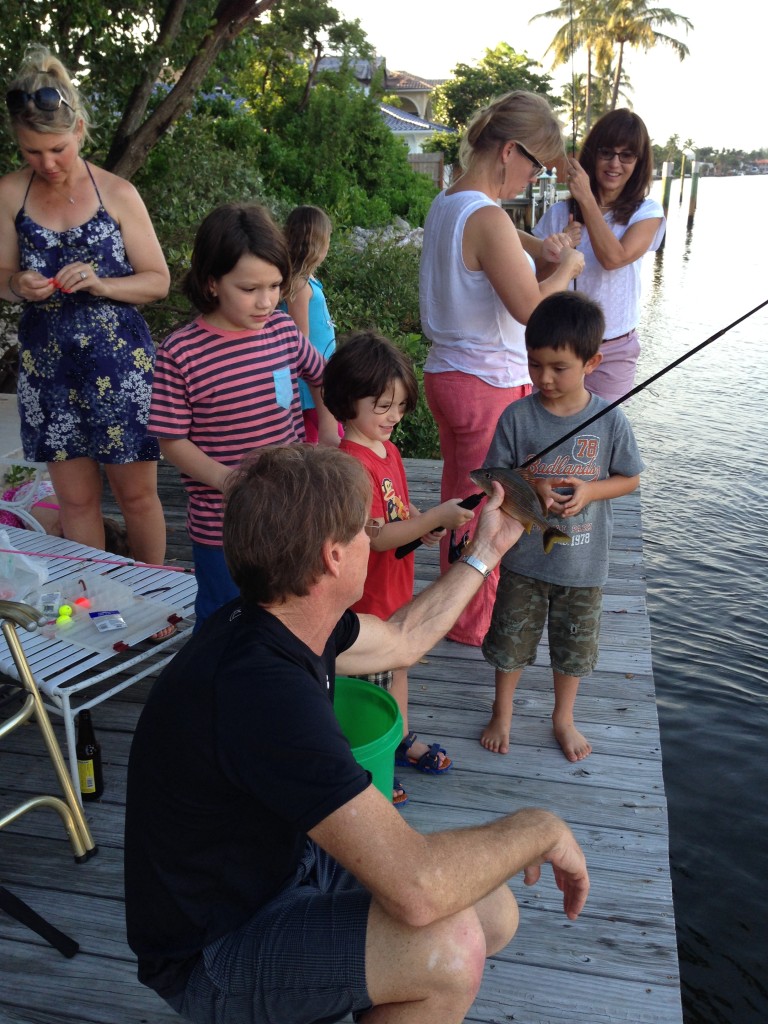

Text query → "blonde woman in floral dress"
[0,45,169,567]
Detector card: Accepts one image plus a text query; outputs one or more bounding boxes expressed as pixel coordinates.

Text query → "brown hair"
[183,203,291,314]
[575,109,654,225]
[223,445,371,605]
[6,44,91,142]
[322,331,419,423]
[459,90,565,174]
[283,206,333,302]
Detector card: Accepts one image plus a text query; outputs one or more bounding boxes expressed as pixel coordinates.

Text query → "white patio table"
[0,525,196,799]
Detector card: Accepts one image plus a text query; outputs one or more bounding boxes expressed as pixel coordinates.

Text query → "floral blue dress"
[15,163,160,464]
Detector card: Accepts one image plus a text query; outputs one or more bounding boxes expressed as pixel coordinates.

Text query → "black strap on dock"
[0,885,79,958]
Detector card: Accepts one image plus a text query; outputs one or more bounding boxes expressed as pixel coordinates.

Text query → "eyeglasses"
[364,519,382,539]
[596,147,637,165]
[5,88,74,115]
[513,140,545,176]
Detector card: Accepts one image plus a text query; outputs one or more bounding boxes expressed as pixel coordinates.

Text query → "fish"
[469,467,571,555]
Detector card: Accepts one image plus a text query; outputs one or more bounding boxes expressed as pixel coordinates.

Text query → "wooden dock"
[0,457,683,1024]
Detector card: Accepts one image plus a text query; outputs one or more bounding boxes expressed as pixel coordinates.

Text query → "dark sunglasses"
[5,87,74,115]
[513,140,545,176]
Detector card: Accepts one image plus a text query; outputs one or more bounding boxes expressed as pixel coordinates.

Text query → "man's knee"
[480,884,519,956]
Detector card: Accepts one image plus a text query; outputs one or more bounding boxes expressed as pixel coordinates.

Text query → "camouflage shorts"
[482,568,602,678]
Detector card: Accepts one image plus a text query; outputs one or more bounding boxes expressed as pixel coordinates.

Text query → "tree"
[1,2,290,177]
[427,43,562,169]
[531,1,612,134]
[605,0,693,110]
[533,0,693,125]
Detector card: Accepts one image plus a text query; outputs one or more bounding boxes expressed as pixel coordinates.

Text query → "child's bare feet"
[480,704,512,754]
[553,721,592,762]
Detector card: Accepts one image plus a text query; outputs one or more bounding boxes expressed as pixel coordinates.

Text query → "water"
[628,175,768,1024]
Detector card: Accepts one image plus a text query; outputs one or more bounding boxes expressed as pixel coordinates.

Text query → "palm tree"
[606,1,693,109]
[533,0,693,128]
[531,1,611,136]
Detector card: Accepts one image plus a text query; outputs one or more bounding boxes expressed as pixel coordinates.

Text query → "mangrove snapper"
[469,467,571,554]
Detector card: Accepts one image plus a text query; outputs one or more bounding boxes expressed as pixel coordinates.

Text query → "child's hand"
[554,476,591,517]
[437,498,475,530]
[420,527,447,547]
[532,478,570,517]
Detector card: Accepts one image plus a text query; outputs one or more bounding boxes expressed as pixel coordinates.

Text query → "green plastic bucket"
[334,677,403,802]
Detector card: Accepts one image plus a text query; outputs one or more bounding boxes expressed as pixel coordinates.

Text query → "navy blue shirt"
[124,600,368,997]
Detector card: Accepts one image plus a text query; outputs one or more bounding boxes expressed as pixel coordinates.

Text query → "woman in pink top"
[419,91,584,646]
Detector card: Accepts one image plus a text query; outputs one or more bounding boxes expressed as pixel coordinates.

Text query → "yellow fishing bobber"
[58,604,73,617]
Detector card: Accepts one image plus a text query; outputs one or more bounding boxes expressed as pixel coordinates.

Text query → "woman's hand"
[564,215,582,248]
[559,246,585,280]
[539,232,573,264]
[10,269,56,302]
[52,261,102,296]
[566,157,594,206]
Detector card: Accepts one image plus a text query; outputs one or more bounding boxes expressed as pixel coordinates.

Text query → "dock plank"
[0,459,682,1023]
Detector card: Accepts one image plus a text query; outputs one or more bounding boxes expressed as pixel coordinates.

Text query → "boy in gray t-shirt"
[480,292,644,762]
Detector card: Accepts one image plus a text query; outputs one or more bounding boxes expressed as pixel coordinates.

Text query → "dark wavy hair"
[223,444,371,605]
[525,291,605,362]
[322,331,418,423]
[574,109,653,225]
[183,203,291,314]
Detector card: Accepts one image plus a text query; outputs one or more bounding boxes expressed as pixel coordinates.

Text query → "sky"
[331,0,764,153]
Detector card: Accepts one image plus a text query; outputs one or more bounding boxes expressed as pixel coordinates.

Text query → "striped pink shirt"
[149,312,324,545]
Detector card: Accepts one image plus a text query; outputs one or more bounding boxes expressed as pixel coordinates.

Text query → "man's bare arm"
[337,482,524,676]
[310,787,589,926]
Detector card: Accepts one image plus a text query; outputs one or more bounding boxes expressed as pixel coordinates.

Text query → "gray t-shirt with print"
[485,393,645,587]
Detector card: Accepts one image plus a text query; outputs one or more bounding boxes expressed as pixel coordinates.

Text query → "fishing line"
[0,547,195,574]
[394,304,767,560]
[569,0,577,156]
[519,297,768,470]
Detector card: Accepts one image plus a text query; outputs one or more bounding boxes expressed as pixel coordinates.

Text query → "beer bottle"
[76,710,104,801]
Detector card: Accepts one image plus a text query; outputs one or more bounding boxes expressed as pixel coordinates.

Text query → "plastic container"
[334,677,403,802]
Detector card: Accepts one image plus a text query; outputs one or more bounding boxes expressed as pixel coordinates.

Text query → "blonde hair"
[283,206,332,302]
[458,90,565,173]
[7,44,91,142]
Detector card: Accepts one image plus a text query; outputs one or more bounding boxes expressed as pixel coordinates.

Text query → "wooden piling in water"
[687,161,701,228]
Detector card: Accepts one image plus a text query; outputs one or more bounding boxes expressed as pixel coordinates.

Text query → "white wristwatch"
[459,553,492,579]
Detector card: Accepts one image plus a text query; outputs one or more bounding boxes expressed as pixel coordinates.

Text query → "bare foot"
[480,705,512,754]
[553,721,592,762]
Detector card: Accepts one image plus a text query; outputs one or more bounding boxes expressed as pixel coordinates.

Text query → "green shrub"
[323,236,439,459]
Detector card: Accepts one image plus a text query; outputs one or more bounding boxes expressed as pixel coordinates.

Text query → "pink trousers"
[424,371,531,646]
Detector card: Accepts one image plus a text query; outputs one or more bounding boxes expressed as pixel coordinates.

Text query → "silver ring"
[80,270,87,280]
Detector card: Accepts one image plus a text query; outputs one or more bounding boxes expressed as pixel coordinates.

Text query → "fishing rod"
[519,297,768,469]
[395,298,768,558]
[0,547,195,574]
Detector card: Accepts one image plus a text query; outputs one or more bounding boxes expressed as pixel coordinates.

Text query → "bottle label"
[78,758,96,794]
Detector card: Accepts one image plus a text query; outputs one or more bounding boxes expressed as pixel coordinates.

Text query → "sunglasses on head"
[5,87,74,115]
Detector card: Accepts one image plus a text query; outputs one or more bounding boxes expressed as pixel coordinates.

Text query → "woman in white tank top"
[419,90,584,646]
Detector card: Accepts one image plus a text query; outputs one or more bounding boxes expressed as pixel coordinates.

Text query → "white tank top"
[420,189,532,388]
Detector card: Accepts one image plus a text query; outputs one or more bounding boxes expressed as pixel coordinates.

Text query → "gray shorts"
[482,568,602,678]
[166,842,372,1024]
